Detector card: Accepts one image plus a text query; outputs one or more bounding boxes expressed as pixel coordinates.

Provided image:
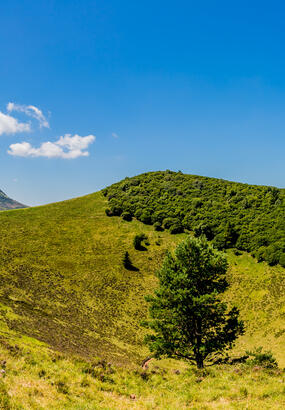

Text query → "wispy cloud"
[8,134,95,159]
[0,111,31,135]
[4,102,95,159]
[112,132,119,138]
[7,102,49,128]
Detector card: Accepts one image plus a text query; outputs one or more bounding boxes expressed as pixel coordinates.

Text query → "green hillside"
[0,192,181,367]
[0,175,284,408]
[0,187,284,365]
[0,189,27,211]
[103,171,285,266]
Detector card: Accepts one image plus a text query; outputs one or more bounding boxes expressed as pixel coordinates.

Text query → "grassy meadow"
[0,332,284,409]
[0,190,284,408]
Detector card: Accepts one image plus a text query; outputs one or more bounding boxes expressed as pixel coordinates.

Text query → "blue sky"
[0,0,284,205]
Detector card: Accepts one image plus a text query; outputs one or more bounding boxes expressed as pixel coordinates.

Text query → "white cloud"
[7,102,49,128]
[8,134,95,159]
[112,132,119,138]
[0,111,31,135]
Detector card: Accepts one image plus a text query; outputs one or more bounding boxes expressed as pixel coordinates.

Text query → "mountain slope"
[0,189,27,210]
[103,171,285,266]
[0,183,284,368]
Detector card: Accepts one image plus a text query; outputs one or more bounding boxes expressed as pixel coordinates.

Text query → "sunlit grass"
[0,191,284,407]
[0,331,284,409]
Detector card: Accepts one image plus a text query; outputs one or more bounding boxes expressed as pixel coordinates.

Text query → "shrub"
[154,222,163,231]
[122,251,138,271]
[246,347,278,369]
[212,233,226,250]
[163,218,178,229]
[192,198,203,208]
[133,234,148,250]
[256,246,266,262]
[236,230,251,252]
[263,245,280,266]
[122,212,132,221]
[279,253,285,268]
[105,208,112,216]
[123,251,131,268]
[194,223,215,240]
[110,205,123,216]
[169,224,184,234]
[140,211,152,225]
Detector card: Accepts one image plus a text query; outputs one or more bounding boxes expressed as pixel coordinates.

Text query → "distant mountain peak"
[0,189,27,210]
[0,189,8,197]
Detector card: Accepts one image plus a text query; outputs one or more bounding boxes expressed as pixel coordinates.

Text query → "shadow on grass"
[125,263,139,271]
[135,245,147,251]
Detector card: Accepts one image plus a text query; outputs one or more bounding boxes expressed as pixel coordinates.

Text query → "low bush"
[133,234,148,250]
[246,347,278,369]
[122,212,132,221]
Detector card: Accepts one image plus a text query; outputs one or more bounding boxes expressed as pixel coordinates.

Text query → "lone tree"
[143,236,244,368]
[122,251,139,271]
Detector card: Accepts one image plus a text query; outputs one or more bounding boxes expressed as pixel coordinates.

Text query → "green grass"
[0,190,284,407]
[0,192,184,366]
[0,330,284,409]
[226,252,285,366]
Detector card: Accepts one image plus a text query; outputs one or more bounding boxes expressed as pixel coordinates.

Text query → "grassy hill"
[103,171,285,266]
[0,174,284,408]
[0,189,27,211]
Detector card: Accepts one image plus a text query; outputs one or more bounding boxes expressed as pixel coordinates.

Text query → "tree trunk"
[195,318,204,368]
[196,354,204,369]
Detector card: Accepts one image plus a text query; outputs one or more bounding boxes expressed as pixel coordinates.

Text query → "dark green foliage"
[105,208,112,216]
[122,251,139,271]
[169,223,184,234]
[163,217,178,229]
[194,223,215,240]
[105,204,123,216]
[140,211,152,225]
[153,222,163,231]
[279,253,285,267]
[133,234,148,250]
[212,233,227,250]
[143,236,244,368]
[103,171,285,266]
[246,347,278,369]
[123,251,131,268]
[122,212,132,221]
[234,249,242,256]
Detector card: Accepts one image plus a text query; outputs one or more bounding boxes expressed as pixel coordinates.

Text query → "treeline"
[103,171,285,267]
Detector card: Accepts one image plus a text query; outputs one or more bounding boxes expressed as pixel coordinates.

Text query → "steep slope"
[0,189,27,210]
[0,187,284,368]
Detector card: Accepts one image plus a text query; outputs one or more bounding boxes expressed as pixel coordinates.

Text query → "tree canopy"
[103,170,285,267]
[143,236,244,368]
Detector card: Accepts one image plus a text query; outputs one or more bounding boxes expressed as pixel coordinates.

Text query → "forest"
[103,171,285,267]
